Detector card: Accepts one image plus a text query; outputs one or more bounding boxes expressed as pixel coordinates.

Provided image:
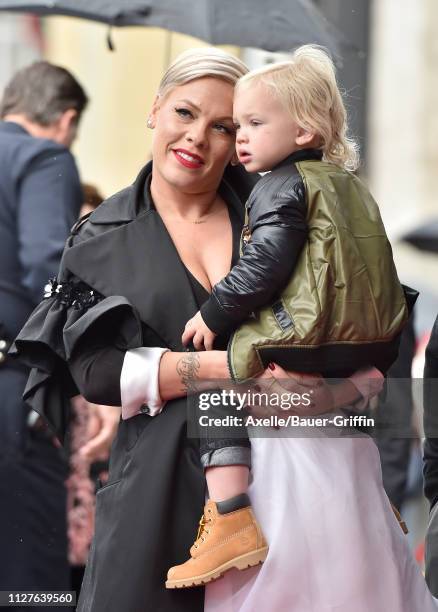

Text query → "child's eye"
[175,107,193,118]
[234,123,241,131]
[250,119,262,127]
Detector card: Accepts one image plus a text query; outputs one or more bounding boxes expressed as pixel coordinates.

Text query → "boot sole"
[165,546,268,589]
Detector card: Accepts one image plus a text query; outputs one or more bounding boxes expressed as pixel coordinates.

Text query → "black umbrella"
[402,220,438,254]
[0,0,347,54]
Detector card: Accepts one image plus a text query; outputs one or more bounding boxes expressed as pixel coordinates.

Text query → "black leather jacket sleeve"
[201,166,308,336]
[424,314,438,509]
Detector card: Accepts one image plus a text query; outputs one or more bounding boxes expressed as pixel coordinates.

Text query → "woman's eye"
[175,107,193,118]
[214,123,234,135]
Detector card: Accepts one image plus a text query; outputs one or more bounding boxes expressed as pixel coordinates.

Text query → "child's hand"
[182,311,217,351]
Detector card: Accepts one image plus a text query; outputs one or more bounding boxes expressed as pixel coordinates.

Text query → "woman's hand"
[245,364,335,419]
[245,364,384,420]
[182,311,217,351]
[79,404,121,462]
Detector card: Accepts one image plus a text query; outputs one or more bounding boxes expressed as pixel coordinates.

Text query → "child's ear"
[295,127,317,146]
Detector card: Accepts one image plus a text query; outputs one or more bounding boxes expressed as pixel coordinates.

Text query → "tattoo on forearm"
[176,352,201,394]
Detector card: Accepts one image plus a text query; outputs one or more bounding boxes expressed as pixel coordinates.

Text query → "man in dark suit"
[0,61,87,595]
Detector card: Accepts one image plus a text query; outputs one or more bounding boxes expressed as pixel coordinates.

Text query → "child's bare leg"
[205,464,249,501]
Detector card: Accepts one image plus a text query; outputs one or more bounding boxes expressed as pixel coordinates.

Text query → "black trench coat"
[11,162,256,612]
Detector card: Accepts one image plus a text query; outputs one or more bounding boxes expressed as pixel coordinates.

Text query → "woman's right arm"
[69,324,382,419]
[68,330,230,414]
[158,350,229,401]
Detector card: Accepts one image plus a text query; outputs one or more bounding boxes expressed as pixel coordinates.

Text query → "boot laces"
[196,515,207,540]
[194,510,212,547]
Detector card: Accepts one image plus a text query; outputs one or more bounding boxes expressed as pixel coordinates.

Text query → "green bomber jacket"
[227,157,415,381]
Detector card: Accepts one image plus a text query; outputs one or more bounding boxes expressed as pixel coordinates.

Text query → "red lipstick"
[173,148,205,169]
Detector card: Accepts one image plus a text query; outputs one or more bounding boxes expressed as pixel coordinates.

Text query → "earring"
[147,118,153,129]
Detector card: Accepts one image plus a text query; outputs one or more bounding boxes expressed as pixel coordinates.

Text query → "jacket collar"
[87,162,152,224]
[0,120,30,136]
[272,148,323,171]
[63,162,255,350]
[87,161,256,225]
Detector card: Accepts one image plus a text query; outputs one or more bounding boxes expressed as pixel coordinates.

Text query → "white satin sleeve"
[120,347,170,420]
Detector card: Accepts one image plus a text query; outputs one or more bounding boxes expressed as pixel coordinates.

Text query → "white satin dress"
[205,423,438,612]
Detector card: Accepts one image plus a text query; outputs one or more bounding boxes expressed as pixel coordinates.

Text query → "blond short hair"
[158,47,248,97]
[236,45,359,171]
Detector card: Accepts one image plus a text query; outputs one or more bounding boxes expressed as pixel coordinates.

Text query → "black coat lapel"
[62,162,255,351]
[63,210,198,351]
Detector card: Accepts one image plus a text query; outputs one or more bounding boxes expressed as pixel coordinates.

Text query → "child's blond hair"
[236,45,359,171]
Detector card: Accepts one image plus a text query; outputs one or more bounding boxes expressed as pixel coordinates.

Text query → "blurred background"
[1,1,437,335]
[0,0,437,572]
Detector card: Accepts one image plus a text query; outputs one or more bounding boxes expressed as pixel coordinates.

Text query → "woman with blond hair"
[12,47,437,611]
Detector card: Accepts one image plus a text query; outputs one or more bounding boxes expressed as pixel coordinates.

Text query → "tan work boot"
[166,500,268,589]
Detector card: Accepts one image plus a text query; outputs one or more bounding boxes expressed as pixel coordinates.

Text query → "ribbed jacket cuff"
[200,294,237,336]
